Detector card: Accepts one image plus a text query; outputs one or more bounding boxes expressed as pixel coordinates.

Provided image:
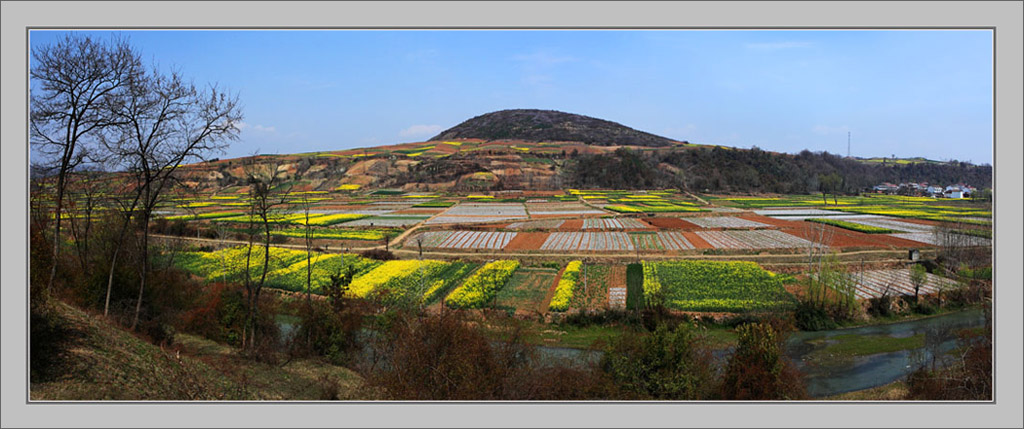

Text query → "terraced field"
[581,218,650,230]
[843,269,961,300]
[840,217,934,233]
[424,203,529,225]
[411,230,518,250]
[494,267,557,313]
[685,216,769,229]
[629,231,695,251]
[343,214,430,227]
[525,201,604,215]
[539,231,635,251]
[754,208,848,217]
[506,219,565,230]
[696,230,820,249]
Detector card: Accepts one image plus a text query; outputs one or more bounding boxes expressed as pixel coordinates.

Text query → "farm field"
[642,260,794,312]
[695,229,820,250]
[571,263,623,311]
[835,269,961,300]
[581,218,650,230]
[684,216,770,229]
[507,219,565,230]
[173,246,382,293]
[629,231,696,251]
[411,230,518,250]
[343,215,430,227]
[495,267,558,314]
[540,231,635,252]
[525,201,604,215]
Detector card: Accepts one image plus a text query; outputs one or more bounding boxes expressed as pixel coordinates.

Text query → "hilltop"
[430,109,684,147]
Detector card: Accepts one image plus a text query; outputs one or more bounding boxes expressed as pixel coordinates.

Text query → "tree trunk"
[104,213,136,318]
[104,245,120,317]
[46,171,67,294]
[131,216,150,331]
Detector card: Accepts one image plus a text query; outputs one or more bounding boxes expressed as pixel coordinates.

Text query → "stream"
[277,309,987,399]
[785,308,986,397]
[531,309,987,398]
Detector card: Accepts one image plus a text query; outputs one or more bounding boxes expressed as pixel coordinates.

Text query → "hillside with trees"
[430,109,683,147]
[561,146,992,194]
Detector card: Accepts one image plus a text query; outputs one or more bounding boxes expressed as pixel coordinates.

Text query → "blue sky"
[29,30,993,164]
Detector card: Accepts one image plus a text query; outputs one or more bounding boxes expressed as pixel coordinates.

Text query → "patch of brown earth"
[681,231,713,249]
[559,219,584,230]
[540,265,566,313]
[740,213,931,249]
[645,216,701,230]
[505,232,549,250]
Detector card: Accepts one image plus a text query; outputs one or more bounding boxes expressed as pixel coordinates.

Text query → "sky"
[29,30,993,164]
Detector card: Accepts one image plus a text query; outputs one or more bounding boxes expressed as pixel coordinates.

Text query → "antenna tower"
[847,131,851,158]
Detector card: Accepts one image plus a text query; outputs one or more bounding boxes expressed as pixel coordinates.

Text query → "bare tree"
[64,169,108,272]
[910,264,928,304]
[101,66,241,327]
[240,157,290,351]
[298,192,318,308]
[804,219,835,308]
[30,34,143,292]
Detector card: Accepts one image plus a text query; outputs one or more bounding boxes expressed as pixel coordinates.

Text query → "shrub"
[361,311,534,400]
[793,300,838,331]
[719,322,807,400]
[906,310,992,400]
[360,248,395,261]
[600,323,717,400]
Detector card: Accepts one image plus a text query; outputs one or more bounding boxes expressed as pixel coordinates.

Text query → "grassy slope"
[31,303,364,400]
[31,303,245,400]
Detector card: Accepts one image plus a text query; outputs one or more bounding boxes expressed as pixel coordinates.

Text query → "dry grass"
[30,302,366,400]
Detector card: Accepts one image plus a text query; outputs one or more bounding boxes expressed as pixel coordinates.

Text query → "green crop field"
[642,260,794,313]
[495,267,558,313]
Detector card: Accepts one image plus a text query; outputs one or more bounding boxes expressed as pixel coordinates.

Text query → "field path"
[539,265,567,314]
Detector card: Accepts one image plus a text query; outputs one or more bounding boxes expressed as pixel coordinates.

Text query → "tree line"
[563,146,992,194]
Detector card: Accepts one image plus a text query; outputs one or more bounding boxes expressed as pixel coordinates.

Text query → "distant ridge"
[430,109,683,147]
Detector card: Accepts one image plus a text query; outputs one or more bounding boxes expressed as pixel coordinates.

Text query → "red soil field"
[559,219,584,230]
[681,231,713,249]
[645,216,701,230]
[540,265,565,313]
[738,214,933,249]
[505,232,549,250]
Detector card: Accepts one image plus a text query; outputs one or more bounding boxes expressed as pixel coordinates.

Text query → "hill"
[128,109,991,195]
[430,109,683,147]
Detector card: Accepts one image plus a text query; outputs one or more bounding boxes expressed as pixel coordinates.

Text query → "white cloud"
[237,122,276,133]
[399,124,443,138]
[812,125,850,135]
[745,41,814,51]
